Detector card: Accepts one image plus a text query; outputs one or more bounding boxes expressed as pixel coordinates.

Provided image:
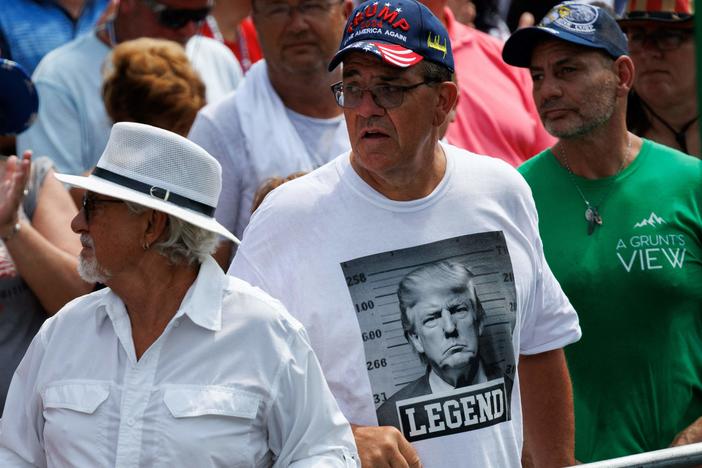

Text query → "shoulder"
[190,90,239,133]
[222,275,305,336]
[393,374,431,400]
[645,139,702,170]
[186,36,242,74]
[249,157,343,219]
[32,33,104,81]
[517,149,552,180]
[447,143,531,193]
[187,35,234,58]
[37,288,111,342]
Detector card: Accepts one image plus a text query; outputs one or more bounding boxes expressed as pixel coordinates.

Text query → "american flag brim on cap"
[332,41,423,69]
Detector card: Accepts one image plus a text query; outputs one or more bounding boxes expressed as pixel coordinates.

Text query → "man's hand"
[0,151,31,235]
[671,416,702,446]
[351,424,422,468]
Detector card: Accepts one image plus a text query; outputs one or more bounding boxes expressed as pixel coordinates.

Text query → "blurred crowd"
[0,0,699,466]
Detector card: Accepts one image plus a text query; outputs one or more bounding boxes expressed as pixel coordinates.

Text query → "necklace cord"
[558,136,632,234]
[640,99,698,154]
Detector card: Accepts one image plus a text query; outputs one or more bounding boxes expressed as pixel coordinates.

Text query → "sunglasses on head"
[142,0,212,30]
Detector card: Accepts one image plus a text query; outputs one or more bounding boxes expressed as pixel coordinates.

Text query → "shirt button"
[173,320,180,328]
[127,418,135,426]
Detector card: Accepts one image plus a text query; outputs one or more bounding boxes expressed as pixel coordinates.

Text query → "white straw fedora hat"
[55,122,239,244]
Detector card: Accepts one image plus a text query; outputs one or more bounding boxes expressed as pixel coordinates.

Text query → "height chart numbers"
[341,231,519,423]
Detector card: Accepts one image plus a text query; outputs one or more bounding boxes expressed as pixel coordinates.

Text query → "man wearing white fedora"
[0,122,359,467]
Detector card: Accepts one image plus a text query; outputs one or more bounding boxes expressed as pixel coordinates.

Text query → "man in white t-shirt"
[230,0,581,466]
[188,0,354,266]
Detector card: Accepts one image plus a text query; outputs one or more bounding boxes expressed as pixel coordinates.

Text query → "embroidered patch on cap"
[543,3,599,33]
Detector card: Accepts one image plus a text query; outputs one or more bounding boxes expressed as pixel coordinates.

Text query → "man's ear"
[143,210,168,248]
[433,80,459,128]
[613,55,635,97]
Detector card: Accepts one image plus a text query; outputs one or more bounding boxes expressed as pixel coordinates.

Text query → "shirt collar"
[173,256,225,331]
[95,256,226,332]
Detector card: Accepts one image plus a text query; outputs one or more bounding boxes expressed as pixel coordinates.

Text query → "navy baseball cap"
[502,2,628,68]
[0,59,38,135]
[328,0,454,72]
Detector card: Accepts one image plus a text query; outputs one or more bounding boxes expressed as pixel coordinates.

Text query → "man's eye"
[265,4,289,15]
[300,2,326,12]
[530,73,543,81]
[423,314,440,325]
[376,85,401,97]
[345,85,362,95]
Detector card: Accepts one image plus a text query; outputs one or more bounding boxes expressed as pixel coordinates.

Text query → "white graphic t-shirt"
[230,143,581,467]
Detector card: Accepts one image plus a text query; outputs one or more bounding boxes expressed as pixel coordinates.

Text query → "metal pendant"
[585,206,603,235]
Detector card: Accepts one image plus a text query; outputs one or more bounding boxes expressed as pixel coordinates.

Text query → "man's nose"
[537,76,563,104]
[285,5,311,32]
[355,90,386,118]
[440,309,457,334]
[71,209,87,234]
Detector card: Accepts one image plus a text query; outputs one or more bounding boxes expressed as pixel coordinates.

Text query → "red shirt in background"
[202,16,263,73]
[444,8,555,166]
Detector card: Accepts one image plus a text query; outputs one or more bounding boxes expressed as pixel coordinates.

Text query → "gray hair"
[124,201,218,266]
[398,261,485,335]
[419,60,452,84]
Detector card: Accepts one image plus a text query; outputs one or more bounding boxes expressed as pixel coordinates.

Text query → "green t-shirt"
[519,139,702,462]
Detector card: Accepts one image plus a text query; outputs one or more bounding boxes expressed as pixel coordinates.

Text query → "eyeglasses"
[142,0,212,30]
[253,0,341,23]
[82,193,124,223]
[626,27,693,52]
[331,81,434,109]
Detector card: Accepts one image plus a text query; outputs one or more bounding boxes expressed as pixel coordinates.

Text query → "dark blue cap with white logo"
[328,0,454,72]
[0,59,38,135]
[502,2,628,68]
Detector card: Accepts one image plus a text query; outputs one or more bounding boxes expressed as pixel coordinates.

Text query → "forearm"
[5,219,92,313]
[519,349,575,467]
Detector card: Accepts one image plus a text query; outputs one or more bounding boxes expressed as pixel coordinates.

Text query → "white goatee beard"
[78,234,111,284]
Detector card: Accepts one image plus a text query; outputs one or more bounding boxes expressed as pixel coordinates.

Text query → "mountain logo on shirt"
[634,212,667,228]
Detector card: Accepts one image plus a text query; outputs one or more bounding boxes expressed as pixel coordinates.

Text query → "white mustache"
[80,234,94,248]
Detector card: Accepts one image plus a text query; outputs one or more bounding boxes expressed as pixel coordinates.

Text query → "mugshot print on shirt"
[340,231,517,442]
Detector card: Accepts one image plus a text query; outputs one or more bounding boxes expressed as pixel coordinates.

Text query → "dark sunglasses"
[142,0,212,30]
[82,193,124,223]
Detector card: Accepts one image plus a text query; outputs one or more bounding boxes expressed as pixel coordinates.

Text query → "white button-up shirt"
[0,257,358,468]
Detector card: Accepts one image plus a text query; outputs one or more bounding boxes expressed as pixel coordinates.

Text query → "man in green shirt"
[503,2,702,463]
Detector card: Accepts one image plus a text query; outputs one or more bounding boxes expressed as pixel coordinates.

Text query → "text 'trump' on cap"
[328,0,454,72]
